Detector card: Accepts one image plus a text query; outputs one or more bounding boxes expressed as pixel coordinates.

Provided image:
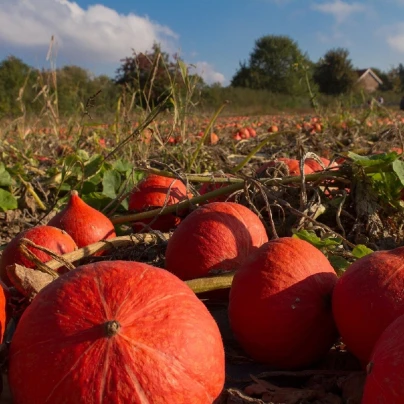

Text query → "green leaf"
[392,160,404,186]
[59,183,71,192]
[127,169,146,184]
[178,59,189,85]
[120,199,129,211]
[54,194,70,210]
[370,171,403,203]
[81,192,113,211]
[348,151,398,167]
[113,159,134,173]
[63,154,79,167]
[0,163,12,187]
[87,173,103,186]
[83,154,103,179]
[76,149,90,161]
[81,181,97,194]
[328,254,350,276]
[0,189,18,212]
[292,229,342,249]
[102,170,121,199]
[352,244,373,259]
[61,155,82,178]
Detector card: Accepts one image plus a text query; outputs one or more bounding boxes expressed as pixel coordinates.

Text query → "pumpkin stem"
[104,320,121,337]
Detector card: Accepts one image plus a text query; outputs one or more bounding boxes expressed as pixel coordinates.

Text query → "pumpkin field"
[2,99,404,403]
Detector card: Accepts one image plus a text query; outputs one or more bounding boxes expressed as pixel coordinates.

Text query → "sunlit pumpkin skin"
[228,237,338,369]
[8,260,225,404]
[128,174,193,232]
[0,225,78,287]
[256,157,314,177]
[165,202,268,282]
[305,157,338,172]
[332,247,404,367]
[362,313,404,403]
[210,132,219,145]
[48,190,116,252]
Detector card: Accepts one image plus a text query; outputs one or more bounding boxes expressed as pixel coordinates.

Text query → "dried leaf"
[216,388,265,404]
[245,375,332,404]
[6,264,54,300]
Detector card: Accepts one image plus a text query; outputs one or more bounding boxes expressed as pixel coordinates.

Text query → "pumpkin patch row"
[1,173,404,402]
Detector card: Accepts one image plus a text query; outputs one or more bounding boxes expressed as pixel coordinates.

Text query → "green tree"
[313,48,357,95]
[115,43,206,112]
[397,63,404,92]
[115,43,179,108]
[56,65,92,114]
[231,62,254,88]
[87,74,120,114]
[230,35,313,94]
[37,65,120,116]
[385,64,404,93]
[0,56,37,117]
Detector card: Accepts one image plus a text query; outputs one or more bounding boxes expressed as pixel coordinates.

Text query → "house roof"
[355,68,383,85]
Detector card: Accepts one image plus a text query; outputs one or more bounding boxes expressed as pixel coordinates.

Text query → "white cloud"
[0,0,227,84]
[190,62,226,85]
[386,23,404,53]
[311,0,366,24]
[0,0,179,63]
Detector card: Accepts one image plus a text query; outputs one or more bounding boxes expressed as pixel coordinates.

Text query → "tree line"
[1,35,404,118]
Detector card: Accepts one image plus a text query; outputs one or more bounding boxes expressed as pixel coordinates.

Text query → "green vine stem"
[185,272,235,294]
[110,167,352,226]
[18,174,47,211]
[110,182,245,225]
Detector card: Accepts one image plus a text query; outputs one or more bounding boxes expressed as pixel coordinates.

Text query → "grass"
[2,49,404,255]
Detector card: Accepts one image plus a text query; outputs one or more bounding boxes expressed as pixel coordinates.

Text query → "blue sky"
[1,0,404,85]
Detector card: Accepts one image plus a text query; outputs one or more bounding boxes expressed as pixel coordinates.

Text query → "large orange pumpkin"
[128,174,192,232]
[332,247,404,366]
[362,313,404,403]
[0,225,78,286]
[8,260,225,403]
[165,202,268,281]
[228,237,338,369]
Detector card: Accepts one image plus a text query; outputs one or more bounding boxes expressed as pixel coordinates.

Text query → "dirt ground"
[1,376,11,404]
